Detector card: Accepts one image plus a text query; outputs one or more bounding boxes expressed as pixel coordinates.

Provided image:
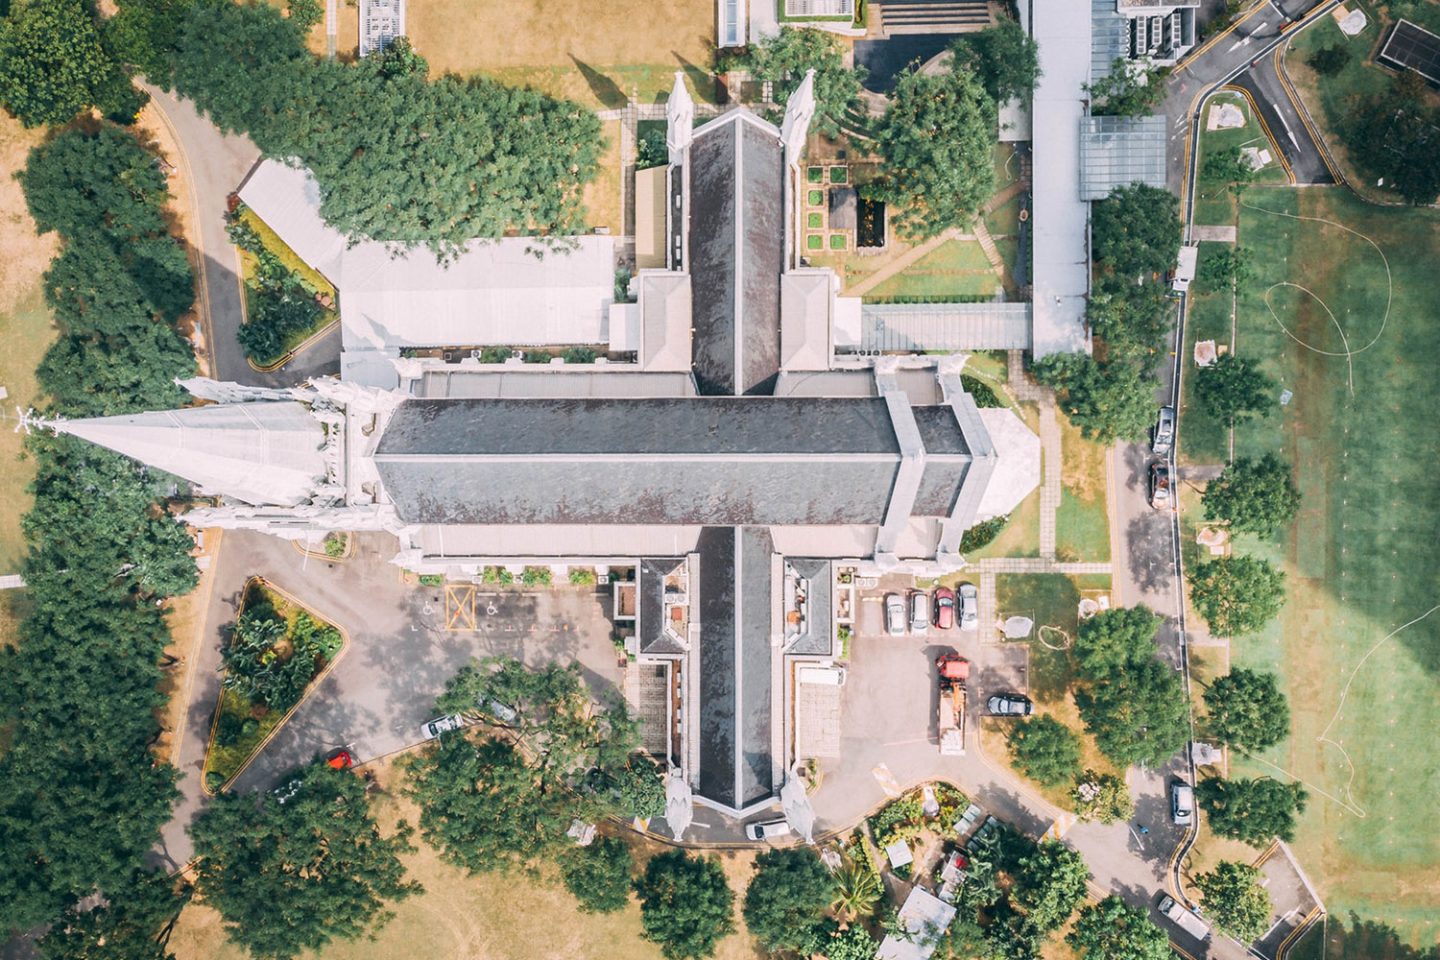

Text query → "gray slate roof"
[687,114,785,396]
[639,558,688,656]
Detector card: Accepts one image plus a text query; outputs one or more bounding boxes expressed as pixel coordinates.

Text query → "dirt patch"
[1058,412,1106,502]
[0,116,57,316]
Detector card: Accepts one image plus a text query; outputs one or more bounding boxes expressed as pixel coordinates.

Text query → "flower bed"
[203,580,344,791]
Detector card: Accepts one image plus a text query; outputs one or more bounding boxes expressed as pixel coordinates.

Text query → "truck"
[1158,894,1212,943]
[936,653,969,756]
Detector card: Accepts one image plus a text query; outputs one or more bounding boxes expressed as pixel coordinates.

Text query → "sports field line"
[1238,197,1394,396]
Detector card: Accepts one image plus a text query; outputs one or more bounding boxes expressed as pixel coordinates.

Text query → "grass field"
[1056,413,1110,563]
[406,0,717,108]
[1178,241,1241,467]
[0,115,57,587]
[169,757,765,960]
[1192,185,1440,945]
[863,238,1001,302]
[1191,91,1290,226]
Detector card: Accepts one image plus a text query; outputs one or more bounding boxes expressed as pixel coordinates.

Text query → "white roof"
[1030,0,1093,357]
[238,160,616,352]
[975,408,1042,521]
[780,271,833,371]
[875,887,957,960]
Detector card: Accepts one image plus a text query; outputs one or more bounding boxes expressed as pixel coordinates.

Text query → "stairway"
[878,0,991,34]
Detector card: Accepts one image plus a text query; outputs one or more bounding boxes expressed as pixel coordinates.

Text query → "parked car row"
[884,584,979,636]
[1149,405,1176,511]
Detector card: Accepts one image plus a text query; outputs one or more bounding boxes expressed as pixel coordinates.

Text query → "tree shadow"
[1317,912,1440,960]
[569,56,626,110]
[671,51,719,105]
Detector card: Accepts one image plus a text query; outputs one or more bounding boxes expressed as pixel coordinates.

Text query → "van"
[1171,780,1195,826]
[745,819,792,841]
[1158,894,1212,942]
[798,666,847,686]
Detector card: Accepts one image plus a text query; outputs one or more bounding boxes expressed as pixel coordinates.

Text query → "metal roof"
[853,302,1033,351]
[1079,115,1169,199]
[1092,0,1129,79]
[1379,19,1440,84]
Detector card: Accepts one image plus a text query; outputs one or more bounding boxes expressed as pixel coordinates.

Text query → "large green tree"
[0,0,142,127]
[742,847,836,955]
[37,870,191,960]
[1188,555,1286,637]
[1067,895,1172,960]
[1196,861,1273,942]
[634,850,736,960]
[1197,776,1307,845]
[952,15,1040,104]
[1074,605,1161,678]
[1076,658,1189,767]
[1196,354,1276,425]
[1087,58,1164,117]
[190,764,420,960]
[1009,841,1090,942]
[1087,273,1174,361]
[1202,145,1256,195]
[1072,770,1134,825]
[1202,454,1300,536]
[1033,353,1155,443]
[741,27,865,138]
[868,61,996,239]
[1092,183,1182,279]
[561,836,634,914]
[1008,715,1082,787]
[1344,73,1440,205]
[1204,668,1290,751]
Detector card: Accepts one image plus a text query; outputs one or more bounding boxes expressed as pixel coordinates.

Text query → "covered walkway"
[852,302,1032,352]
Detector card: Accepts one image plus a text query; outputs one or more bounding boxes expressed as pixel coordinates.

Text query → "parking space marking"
[871,763,902,797]
[444,584,476,631]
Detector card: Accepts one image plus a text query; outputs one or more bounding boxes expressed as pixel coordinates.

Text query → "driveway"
[156,531,622,869]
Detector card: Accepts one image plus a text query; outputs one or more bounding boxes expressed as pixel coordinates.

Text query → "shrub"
[959,514,1008,552]
[323,533,347,558]
[418,574,444,587]
[960,374,1003,407]
[569,568,597,586]
[520,566,552,587]
[563,346,598,364]
[869,795,924,847]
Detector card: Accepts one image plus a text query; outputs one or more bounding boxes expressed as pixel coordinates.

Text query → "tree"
[868,62,996,240]
[1067,895,1171,960]
[743,847,836,955]
[1092,183,1182,279]
[1072,771,1135,825]
[742,28,866,139]
[1196,354,1276,425]
[190,764,420,960]
[1007,715,1082,787]
[952,15,1040,104]
[1076,658,1190,767]
[1197,776,1307,845]
[1033,353,1155,443]
[1075,605,1161,678]
[1010,841,1090,938]
[1087,58,1164,116]
[1198,245,1253,288]
[107,0,194,79]
[598,755,665,820]
[1204,669,1290,751]
[0,0,139,127]
[38,870,191,960]
[830,854,883,922]
[561,836,633,914]
[1202,145,1256,195]
[1202,454,1300,536]
[1086,273,1174,361]
[1343,74,1440,205]
[1195,861,1273,942]
[634,850,735,960]
[1307,43,1351,77]
[1188,555,1287,637]
[401,735,579,874]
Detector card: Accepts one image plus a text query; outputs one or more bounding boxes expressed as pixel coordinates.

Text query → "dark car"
[1152,406,1176,456]
[1149,462,1173,510]
[932,587,956,630]
[987,694,1033,717]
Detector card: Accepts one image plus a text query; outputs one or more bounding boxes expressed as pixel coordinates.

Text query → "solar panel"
[1378,19,1440,85]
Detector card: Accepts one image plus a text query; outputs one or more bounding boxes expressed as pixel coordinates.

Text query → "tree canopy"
[1067,895,1172,960]
[1076,658,1190,767]
[949,827,1088,958]
[190,764,420,960]
[167,0,603,254]
[952,15,1040,104]
[1196,354,1276,425]
[1087,59,1164,117]
[742,847,836,955]
[0,0,144,127]
[1034,353,1156,443]
[1075,605,1161,678]
[37,870,191,960]
[1092,183,1183,280]
[1072,770,1135,825]
[1203,454,1300,536]
[1198,776,1307,845]
[868,61,996,240]
[1196,861,1273,942]
[1008,715,1082,787]
[1188,555,1287,637]
[634,850,736,960]
[561,836,634,914]
[1198,245,1253,288]
[741,28,865,138]
[1341,72,1440,205]
[1204,668,1290,751]
[1202,145,1257,195]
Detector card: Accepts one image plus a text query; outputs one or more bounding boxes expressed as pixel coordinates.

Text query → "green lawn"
[1203,186,1440,944]
[1178,243,1240,467]
[864,238,1000,302]
[1192,92,1290,225]
[1056,413,1110,563]
[963,487,1041,560]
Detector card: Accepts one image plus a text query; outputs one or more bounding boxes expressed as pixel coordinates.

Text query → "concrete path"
[1037,400,1061,559]
[1192,224,1238,241]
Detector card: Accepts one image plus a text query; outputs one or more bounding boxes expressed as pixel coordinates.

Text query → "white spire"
[780,69,817,168]
[666,71,695,164]
[44,401,330,506]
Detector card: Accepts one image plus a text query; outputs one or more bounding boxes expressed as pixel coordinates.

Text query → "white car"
[884,593,907,636]
[420,714,465,740]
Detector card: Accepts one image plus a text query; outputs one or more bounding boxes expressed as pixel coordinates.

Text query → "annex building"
[48,75,1039,816]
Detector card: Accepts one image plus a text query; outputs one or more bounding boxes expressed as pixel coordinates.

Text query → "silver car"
[957,582,979,632]
[909,590,930,635]
[1171,781,1195,826]
[884,593,907,636]
[420,714,465,740]
[1152,406,1176,456]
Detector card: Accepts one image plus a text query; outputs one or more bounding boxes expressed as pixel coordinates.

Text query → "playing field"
[1216,185,1440,945]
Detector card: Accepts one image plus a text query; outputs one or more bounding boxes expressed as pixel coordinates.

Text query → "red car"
[932,587,957,630]
[326,749,354,770]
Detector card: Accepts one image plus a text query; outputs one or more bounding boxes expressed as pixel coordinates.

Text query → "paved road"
[143,84,340,388]
[155,531,623,869]
[1233,46,1334,185]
